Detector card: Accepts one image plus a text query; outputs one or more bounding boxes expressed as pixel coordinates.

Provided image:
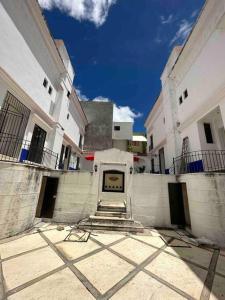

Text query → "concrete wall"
[53,171,98,223]
[81,101,113,151]
[178,173,225,247]
[0,162,49,239]
[132,174,176,227]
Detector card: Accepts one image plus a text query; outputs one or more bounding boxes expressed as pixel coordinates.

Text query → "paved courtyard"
[0,224,224,300]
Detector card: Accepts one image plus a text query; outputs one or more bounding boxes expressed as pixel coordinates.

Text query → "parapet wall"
[0,161,225,247]
[52,171,98,223]
[178,173,225,247]
[132,174,176,227]
[0,162,49,239]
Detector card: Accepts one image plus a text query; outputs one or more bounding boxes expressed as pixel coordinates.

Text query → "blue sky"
[39,0,205,131]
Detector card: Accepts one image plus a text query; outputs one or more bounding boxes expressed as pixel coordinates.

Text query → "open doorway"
[168,182,191,228]
[36,177,59,218]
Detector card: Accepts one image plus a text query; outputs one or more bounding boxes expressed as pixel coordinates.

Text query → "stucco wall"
[178,173,225,247]
[132,174,176,227]
[0,162,49,239]
[53,171,98,223]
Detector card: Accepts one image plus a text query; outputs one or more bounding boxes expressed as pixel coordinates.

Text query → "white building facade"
[145,0,225,174]
[0,0,87,169]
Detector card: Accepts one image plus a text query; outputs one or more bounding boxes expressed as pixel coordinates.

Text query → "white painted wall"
[112,122,133,140]
[132,174,176,227]
[53,171,98,223]
[94,148,133,204]
[178,173,225,247]
[145,0,225,167]
[0,1,86,167]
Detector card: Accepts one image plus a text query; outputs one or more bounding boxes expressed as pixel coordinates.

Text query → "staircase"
[78,200,144,233]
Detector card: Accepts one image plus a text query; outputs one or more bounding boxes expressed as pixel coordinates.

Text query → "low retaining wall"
[0,162,49,239]
[1,161,225,248]
[132,174,176,227]
[52,171,98,223]
[178,173,225,247]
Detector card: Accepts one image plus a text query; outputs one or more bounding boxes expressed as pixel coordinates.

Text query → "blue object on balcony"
[20,148,29,162]
[165,169,169,174]
[187,160,204,173]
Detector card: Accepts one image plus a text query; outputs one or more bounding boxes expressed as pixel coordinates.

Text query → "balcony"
[173,150,225,174]
[0,134,58,169]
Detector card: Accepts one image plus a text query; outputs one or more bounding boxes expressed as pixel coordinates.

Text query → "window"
[67,91,71,98]
[67,113,70,120]
[204,123,213,144]
[179,96,183,105]
[163,117,165,124]
[184,89,188,99]
[132,141,140,146]
[114,125,120,131]
[48,86,52,95]
[43,78,48,88]
[79,134,83,148]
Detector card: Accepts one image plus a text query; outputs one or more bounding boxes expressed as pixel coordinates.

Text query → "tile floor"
[0,224,224,300]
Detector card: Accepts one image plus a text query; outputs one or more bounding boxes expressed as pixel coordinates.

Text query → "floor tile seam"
[87,235,129,248]
[143,269,195,300]
[129,235,163,250]
[38,231,101,299]
[200,249,220,300]
[215,271,225,278]
[0,227,59,245]
[6,264,67,297]
[0,244,49,262]
[100,240,173,299]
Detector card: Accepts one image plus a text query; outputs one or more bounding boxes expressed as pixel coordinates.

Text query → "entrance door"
[28,124,46,164]
[168,183,185,226]
[36,177,59,218]
[159,147,165,174]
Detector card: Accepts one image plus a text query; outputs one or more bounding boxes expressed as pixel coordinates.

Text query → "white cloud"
[38,0,117,27]
[160,14,174,25]
[170,19,193,46]
[113,105,142,123]
[75,88,142,122]
[76,87,89,101]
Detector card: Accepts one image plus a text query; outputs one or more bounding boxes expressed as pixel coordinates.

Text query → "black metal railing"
[0,133,58,169]
[173,150,225,174]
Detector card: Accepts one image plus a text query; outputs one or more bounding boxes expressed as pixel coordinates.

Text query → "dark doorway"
[28,124,46,164]
[151,158,155,173]
[36,177,59,218]
[159,147,165,174]
[168,183,185,226]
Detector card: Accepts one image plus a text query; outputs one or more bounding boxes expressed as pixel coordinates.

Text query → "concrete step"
[98,205,126,213]
[89,215,134,225]
[95,211,130,218]
[78,222,144,233]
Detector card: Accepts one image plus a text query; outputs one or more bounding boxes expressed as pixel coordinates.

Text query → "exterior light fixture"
[94,164,98,172]
[130,166,133,174]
